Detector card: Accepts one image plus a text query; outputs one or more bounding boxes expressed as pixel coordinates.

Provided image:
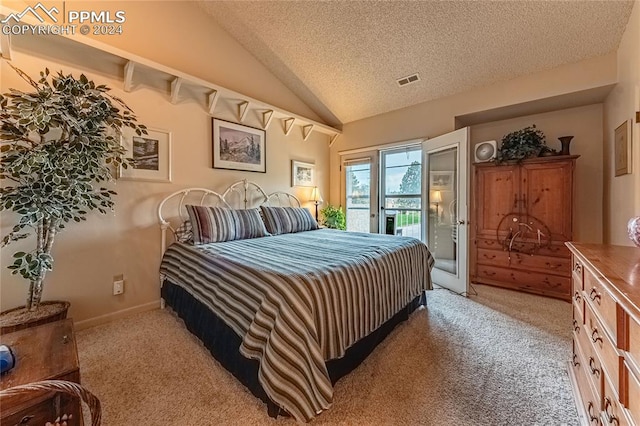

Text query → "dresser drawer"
[584,271,618,341]
[477,248,570,276]
[476,264,571,297]
[584,302,620,391]
[574,338,603,425]
[575,326,604,402]
[572,254,584,291]
[628,315,640,374]
[574,301,584,332]
[476,238,570,258]
[602,375,633,426]
[625,360,640,425]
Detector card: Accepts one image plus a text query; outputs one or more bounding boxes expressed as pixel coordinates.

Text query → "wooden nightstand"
[0,319,82,425]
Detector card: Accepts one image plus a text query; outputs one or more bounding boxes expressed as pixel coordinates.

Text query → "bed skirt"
[161,281,426,418]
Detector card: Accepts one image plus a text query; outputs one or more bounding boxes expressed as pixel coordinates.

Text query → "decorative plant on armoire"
[0,64,146,332]
[495,125,551,163]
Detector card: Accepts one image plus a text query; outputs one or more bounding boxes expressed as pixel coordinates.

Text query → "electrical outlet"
[113,279,124,295]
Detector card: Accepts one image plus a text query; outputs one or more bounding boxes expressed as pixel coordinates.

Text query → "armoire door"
[520,160,574,241]
[474,164,520,240]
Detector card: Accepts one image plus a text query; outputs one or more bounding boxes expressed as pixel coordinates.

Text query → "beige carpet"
[76,285,578,425]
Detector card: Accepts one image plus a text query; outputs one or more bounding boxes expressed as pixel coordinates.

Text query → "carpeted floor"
[76,284,579,425]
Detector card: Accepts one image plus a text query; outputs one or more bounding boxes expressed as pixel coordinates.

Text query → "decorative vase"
[628,217,640,248]
[558,136,574,156]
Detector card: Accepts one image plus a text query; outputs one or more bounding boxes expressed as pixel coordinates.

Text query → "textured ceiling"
[198,1,634,126]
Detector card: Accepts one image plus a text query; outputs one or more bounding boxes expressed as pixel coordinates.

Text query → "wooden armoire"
[471,155,579,301]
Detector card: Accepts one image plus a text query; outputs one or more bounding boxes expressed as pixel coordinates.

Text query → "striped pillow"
[234,209,270,239]
[174,220,193,243]
[186,205,237,244]
[260,206,318,235]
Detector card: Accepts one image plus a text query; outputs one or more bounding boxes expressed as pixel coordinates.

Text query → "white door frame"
[340,151,379,233]
[423,127,470,295]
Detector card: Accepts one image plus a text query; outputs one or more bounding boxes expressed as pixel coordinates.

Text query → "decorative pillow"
[260,206,318,235]
[234,209,270,239]
[185,205,237,244]
[174,220,193,243]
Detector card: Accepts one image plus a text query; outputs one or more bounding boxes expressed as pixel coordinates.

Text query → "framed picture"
[291,160,315,187]
[614,119,632,177]
[119,127,171,182]
[429,171,454,191]
[212,118,266,173]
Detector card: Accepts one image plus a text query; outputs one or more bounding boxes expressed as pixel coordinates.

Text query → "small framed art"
[212,118,266,173]
[119,127,171,182]
[614,119,632,177]
[291,160,315,187]
[429,171,454,191]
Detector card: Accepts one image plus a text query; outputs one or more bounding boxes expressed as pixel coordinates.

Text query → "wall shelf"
[0,8,341,143]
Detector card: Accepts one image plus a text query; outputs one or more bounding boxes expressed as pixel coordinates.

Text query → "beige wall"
[330,53,617,206]
[471,104,604,244]
[0,48,329,323]
[604,1,640,246]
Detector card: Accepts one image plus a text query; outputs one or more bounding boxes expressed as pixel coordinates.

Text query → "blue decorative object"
[0,344,15,374]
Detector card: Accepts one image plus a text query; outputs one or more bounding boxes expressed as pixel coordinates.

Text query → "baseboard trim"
[74,300,161,331]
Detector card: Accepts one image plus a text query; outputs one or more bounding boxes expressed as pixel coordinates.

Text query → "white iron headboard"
[222,180,269,209]
[157,188,229,256]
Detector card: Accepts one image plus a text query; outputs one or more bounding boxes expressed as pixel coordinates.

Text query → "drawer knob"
[574,292,582,302]
[587,402,598,424]
[572,353,580,367]
[574,263,582,273]
[604,398,620,425]
[591,329,603,345]
[589,288,601,303]
[19,416,34,425]
[588,357,601,378]
[573,319,580,333]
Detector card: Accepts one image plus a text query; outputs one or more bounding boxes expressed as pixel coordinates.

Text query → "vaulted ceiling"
[198,1,634,127]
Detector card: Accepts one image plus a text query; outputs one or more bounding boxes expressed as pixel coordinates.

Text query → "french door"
[423,128,469,295]
[341,152,378,233]
[379,145,423,240]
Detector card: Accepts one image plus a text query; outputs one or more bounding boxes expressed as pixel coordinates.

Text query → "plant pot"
[0,301,70,334]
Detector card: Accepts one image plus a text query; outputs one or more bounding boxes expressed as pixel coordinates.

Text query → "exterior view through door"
[341,128,469,295]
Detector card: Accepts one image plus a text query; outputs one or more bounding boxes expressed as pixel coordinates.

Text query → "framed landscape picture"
[614,119,632,176]
[212,118,266,173]
[119,127,171,182]
[291,160,315,187]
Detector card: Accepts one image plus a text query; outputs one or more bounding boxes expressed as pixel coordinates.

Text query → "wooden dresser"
[567,243,640,425]
[472,155,578,301]
[0,319,82,425]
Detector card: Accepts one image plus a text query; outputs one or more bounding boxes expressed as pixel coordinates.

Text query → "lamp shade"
[310,187,323,203]
[431,190,442,204]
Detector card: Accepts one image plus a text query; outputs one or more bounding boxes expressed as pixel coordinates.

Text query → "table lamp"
[310,186,323,221]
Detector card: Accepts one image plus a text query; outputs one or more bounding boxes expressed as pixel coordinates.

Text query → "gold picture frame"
[614,119,632,177]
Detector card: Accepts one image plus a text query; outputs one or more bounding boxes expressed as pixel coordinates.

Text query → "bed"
[157,180,434,422]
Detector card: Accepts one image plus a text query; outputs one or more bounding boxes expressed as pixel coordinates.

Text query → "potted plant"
[495,125,548,163]
[320,205,346,230]
[0,64,146,333]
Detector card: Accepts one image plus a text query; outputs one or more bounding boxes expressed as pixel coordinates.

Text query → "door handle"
[456,220,466,225]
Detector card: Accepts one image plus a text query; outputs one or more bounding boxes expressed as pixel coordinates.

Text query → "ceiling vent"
[396,73,420,87]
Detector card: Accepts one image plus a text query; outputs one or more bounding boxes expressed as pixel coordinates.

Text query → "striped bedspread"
[159,229,433,422]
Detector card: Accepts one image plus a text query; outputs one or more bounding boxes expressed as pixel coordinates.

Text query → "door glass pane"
[427,147,458,275]
[345,162,371,233]
[382,148,422,239]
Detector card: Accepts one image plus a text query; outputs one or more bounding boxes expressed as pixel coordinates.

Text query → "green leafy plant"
[495,125,547,163]
[320,205,346,230]
[0,64,146,311]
